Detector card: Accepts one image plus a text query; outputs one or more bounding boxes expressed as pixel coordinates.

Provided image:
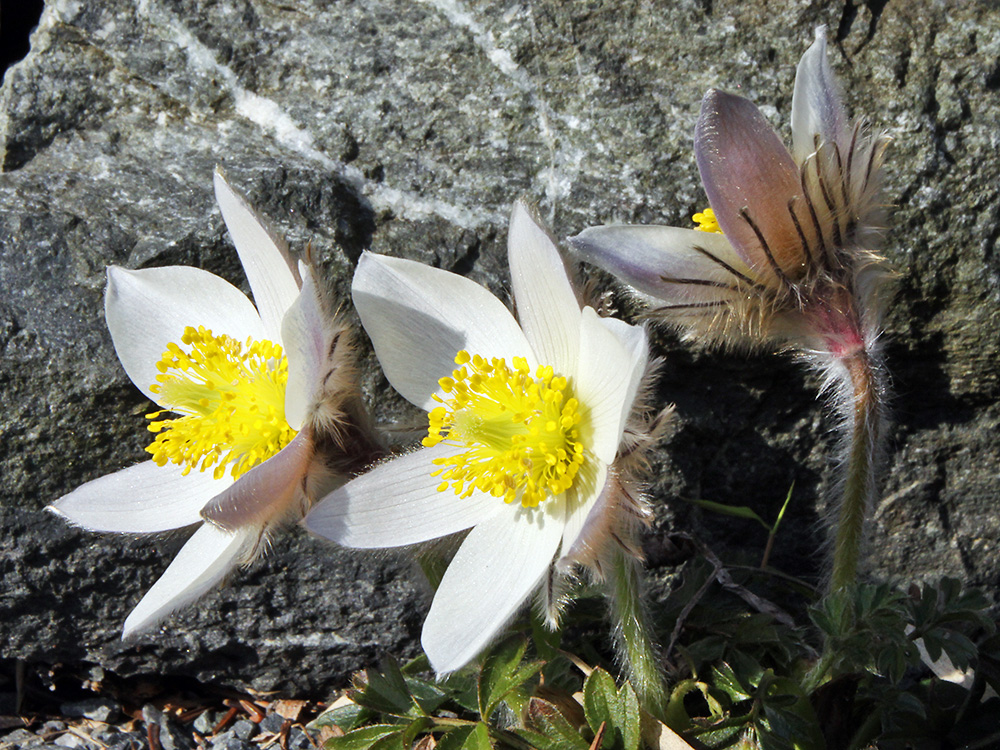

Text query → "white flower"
[303,201,650,674]
[49,169,368,636]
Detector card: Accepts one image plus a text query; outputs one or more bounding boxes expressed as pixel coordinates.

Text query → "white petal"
[575,308,648,465]
[105,266,266,403]
[596,315,649,440]
[213,169,301,343]
[421,497,565,673]
[280,264,323,431]
[559,461,608,563]
[569,225,752,305]
[352,252,532,412]
[303,443,504,548]
[791,26,849,163]
[122,523,257,638]
[507,201,580,374]
[201,430,313,531]
[48,461,233,534]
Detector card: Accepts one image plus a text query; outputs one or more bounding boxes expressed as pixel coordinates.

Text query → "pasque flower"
[304,201,663,679]
[570,28,892,590]
[49,170,377,636]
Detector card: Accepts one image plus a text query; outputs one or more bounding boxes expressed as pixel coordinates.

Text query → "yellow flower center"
[422,350,587,508]
[145,325,297,480]
[693,206,723,234]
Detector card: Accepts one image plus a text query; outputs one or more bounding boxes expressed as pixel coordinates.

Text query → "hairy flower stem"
[606,547,668,718]
[829,351,884,592]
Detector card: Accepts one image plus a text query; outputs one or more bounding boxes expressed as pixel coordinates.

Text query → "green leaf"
[770,484,794,535]
[311,702,371,732]
[617,681,642,750]
[368,732,407,750]
[436,723,493,750]
[531,610,564,661]
[478,636,543,719]
[711,663,752,703]
[580,669,640,750]
[665,680,725,729]
[686,498,770,530]
[325,725,404,750]
[940,632,978,671]
[514,728,581,750]
[525,698,590,750]
[352,657,423,718]
[406,677,450,715]
[582,668,619,733]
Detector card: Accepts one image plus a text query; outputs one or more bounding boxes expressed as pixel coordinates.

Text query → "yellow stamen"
[693,206,723,234]
[422,350,587,508]
[145,325,296,480]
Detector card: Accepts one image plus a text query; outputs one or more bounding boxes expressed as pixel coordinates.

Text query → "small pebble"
[157,719,195,750]
[193,710,219,734]
[209,733,253,750]
[60,697,120,724]
[54,732,93,749]
[230,719,256,741]
[2,727,45,747]
[259,713,285,733]
[288,727,314,750]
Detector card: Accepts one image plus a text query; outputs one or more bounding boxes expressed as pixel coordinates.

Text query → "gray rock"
[193,710,220,735]
[288,728,314,750]
[92,728,146,750]
[228,720,256,742]
[1,0,997,698]
[59,698,119,723]
[258,713,286,734]
[52,734,95,750]
[209,731,253,750]
[142,705,194,750]
[2,728,44,747]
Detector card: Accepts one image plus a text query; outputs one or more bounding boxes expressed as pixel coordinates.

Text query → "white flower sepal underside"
[48,169,331,637]
[304,201,649,674]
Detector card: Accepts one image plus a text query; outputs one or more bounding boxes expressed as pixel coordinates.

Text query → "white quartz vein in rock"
[103,0,500,230]
[415,0,592,218]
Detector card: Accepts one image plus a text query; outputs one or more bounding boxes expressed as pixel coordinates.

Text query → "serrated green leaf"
[352,658,423,718]
[712,663,752,702]
[326,725,404,750]
[311,702,371,732]
[514,728,580,750]
[478,636,543,719]
[808,608,835,637]
[531,610,564,661]
[582,668,619,733]
[525,698,590,750]
[665,680,724,730]
[728,651,766,688]
[940,632,978,670]
[618,681,641,750]
[435,723,492,750]
[401,718,435,747]
[581,669,639,750]
[368,732,407,750]
[406,677,450,715]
